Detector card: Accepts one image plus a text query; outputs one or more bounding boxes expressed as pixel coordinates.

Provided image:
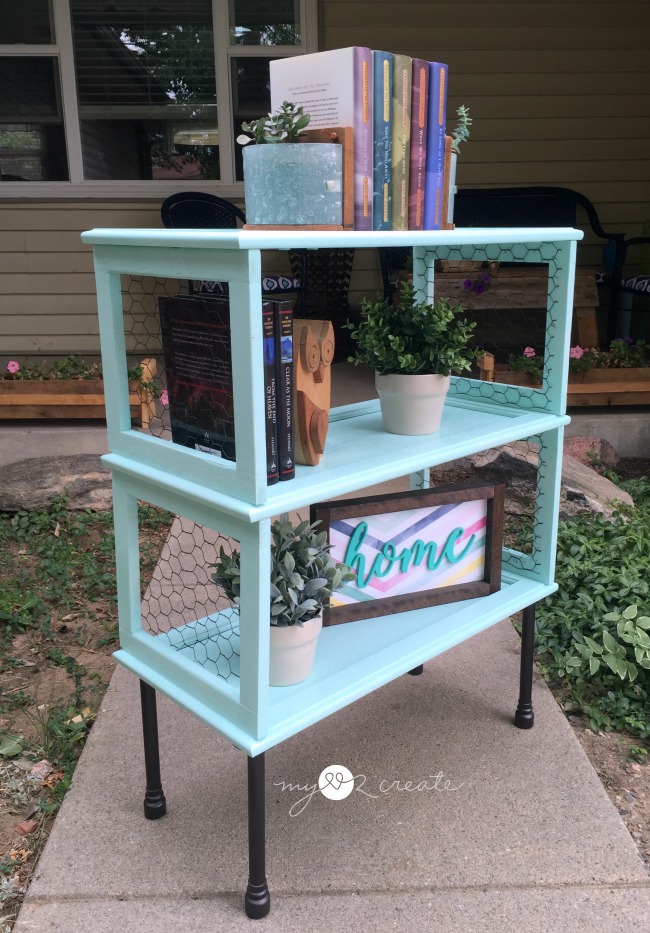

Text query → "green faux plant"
[211,516,354,627]
[236,100,310,146]
[345,283,476,377]
[451,104,472,154]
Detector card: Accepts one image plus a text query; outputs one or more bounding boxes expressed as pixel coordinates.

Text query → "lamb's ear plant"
[237,101,310,146]
[211,516,354,627]
[345,283,476,377]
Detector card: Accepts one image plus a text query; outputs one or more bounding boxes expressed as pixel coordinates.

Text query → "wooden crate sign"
[312,483,504,626]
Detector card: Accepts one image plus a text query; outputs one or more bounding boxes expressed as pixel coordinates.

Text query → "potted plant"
[345,283,476,435]
[237,101,343,226]
[446,104,472,225]
[0,355,158,426]
[211,516,354,686]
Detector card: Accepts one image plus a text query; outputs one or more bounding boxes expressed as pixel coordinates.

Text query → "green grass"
[0,495,173,781]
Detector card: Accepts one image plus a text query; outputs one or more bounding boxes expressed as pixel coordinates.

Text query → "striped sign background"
[330,499,488,607]
[312,483,503,625]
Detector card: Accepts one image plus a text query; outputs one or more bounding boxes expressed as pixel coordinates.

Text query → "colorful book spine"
[269,47,373,230]
[391,54,412,231]
[354,46,373,230]
[274,300,295,481]
[408,58,429,231]
[372,50,393,231]
[262,300,280,485]
[423,61,448,230]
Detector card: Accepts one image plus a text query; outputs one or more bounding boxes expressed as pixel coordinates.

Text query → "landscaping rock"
[560,454,633,518]
[564,435,619,468]
[0,455,112,512]
[433,440,633,520]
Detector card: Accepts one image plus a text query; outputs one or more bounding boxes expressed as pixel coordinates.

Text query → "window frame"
[0,0,317,199]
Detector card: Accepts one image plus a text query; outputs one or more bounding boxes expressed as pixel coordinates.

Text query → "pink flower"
[569,346,585,360]
[523,347,536,358]
[6,360,20,374]
[160,389,169,406]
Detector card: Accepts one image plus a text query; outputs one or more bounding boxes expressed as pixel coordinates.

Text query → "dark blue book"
[262,300,280,485]
[423,61,449,230]
[274,300,295,481]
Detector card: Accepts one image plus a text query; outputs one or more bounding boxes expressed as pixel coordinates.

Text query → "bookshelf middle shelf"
[107,392,570,522]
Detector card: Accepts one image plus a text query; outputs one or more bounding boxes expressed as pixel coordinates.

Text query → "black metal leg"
[245,753,271,919]
[514,604,535,729]
[139,680,167,819]
[408,664,424,676]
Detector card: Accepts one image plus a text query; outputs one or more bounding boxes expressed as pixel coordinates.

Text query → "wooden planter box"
[396,265,600,348]
[0,359,157,425]
[478,355,650,407]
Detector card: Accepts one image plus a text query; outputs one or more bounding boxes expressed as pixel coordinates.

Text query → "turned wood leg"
[139,680,167,819]
[245,753,271,918]
[515,604,535,729]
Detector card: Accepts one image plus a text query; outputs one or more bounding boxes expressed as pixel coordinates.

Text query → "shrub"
[535,477,650,736]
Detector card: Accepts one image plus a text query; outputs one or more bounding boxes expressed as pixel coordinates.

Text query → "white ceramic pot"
[447,151,457,226]
[375,373,451,435]
[269,614,322,687]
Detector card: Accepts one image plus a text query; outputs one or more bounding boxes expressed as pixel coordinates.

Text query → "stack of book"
[270,47,453,232]
[159,295,295,485]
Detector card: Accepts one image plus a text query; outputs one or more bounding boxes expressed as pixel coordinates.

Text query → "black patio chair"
[379,186,626,348]
[607,236,650,343]
[161,192,307,309]
[161,192,356,356]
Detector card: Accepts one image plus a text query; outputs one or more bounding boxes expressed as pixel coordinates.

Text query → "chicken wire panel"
[430,435,549,576]
[121,274,239,462]
[413,241,564,411]
[139,505,241,686]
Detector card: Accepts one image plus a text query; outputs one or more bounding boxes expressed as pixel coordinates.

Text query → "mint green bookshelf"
[82,226,580,918]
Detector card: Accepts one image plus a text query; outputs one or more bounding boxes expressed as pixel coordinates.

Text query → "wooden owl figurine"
[293,319,334,466]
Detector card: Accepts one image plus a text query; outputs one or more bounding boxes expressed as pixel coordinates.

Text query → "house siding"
[1,1,648,355]
[324,0,650,299]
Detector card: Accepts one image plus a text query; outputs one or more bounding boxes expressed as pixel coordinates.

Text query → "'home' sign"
[312,483,504,626]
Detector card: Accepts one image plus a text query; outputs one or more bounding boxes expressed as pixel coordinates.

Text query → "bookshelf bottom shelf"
[115,571,555,756]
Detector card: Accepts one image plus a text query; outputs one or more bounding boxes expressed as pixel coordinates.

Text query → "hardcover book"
[423,61,448,230]
[372,50,393,231]
[159,294,280,484]
[391,54,412,231]
[408,58,429,231]
[158,294,236,462]
[262,301,280,485]
[274,300,295,481]
[270,47,373,230]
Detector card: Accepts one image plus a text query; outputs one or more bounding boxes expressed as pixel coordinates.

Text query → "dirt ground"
[569,720,650,871]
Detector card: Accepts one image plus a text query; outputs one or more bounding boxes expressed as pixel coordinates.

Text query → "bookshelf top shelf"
[81,226,584,252]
